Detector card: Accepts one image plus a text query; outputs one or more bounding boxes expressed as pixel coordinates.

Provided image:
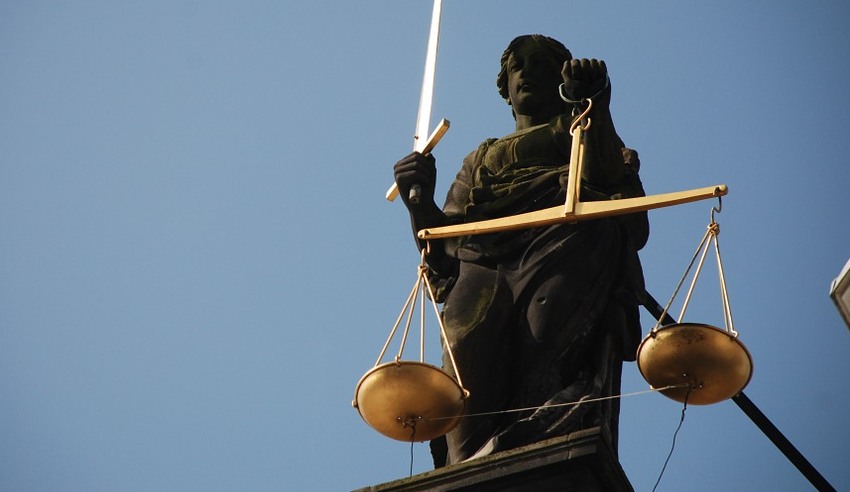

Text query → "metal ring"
[558,74,611,103]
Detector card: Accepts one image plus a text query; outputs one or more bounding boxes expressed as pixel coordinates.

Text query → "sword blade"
[413,0,442,153]
[386,0,445,202]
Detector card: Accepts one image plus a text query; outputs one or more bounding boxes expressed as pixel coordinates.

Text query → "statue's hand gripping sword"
[386,0,450,204]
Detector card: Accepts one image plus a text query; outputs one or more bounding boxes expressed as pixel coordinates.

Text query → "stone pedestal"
[354,427,633,492]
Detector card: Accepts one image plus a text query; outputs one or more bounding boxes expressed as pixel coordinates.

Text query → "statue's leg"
[440,261,515,464]
[493,221,624,445]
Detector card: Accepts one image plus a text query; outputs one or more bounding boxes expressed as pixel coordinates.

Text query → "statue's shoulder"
[462,137,498,168]
[479,137,499,149]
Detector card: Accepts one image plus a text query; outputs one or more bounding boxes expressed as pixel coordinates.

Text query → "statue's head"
[497,35,572,104]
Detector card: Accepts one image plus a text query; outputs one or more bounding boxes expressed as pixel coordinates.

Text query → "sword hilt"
[386,119,450,203]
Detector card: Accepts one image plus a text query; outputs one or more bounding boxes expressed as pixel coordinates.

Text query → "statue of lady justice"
[393,34,649,467]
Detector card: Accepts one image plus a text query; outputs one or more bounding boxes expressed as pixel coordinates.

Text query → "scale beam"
[417,119,726,240]
[418,184,728,240]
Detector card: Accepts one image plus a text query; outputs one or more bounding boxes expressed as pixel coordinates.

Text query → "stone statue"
[393,34,649,467]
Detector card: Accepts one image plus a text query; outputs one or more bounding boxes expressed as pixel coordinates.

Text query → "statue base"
[354,427,634,492]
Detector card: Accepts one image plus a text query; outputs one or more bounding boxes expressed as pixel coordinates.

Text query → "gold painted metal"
[386,119,450,201]
[637,323,753,405]
[353,249,469,441]
[353,361,466,441]
[637,204,753,405]
[562,103,590,216]
[419,185,728,240]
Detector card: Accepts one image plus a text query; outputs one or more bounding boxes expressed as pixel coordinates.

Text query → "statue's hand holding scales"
[393,58,610,216]
[560,58,610,104]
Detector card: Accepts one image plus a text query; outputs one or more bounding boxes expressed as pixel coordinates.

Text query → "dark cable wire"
[408,422,416,477]
[652,387,692,492]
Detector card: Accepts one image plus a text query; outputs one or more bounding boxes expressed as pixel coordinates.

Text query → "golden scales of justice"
[352,245,469,442]
[354,0,752,443]
[353,98,753,441]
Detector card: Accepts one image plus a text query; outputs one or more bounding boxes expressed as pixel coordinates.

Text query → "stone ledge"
[354,427,633,492]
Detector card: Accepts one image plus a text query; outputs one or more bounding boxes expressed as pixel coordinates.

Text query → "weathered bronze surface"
[392,34,649,467]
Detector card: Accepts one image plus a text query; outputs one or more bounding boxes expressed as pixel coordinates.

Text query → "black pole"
[730,392,835,492]
[642,293,836,491]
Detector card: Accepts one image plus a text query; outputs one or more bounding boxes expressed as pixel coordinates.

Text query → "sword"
[385,0,450,203]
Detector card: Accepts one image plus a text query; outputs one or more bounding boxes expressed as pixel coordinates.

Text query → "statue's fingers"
[587,58,599,78]
[562,60,575,81]
[598,59,608,77]
[571,59,582,78]
[581,58,593,81]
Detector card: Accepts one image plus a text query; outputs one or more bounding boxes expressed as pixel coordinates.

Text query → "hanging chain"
[372,242,469,396]
[679,221,716,322]
[374,268,421,366]
[421,263,468,395]
[652,197,738,337]
[373,245,431,365]
[418,248,428,362]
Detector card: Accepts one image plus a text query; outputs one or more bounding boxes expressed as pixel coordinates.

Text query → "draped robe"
[429,110,649,466]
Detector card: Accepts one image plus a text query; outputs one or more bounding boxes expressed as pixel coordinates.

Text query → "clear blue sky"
[2,1,849,491]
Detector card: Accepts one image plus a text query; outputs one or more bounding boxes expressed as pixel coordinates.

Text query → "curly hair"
[496,35,572,103]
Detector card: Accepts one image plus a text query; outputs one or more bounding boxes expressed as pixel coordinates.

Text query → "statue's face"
[505,42,564,120]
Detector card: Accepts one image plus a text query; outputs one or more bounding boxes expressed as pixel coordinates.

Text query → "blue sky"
[2,1,849,491]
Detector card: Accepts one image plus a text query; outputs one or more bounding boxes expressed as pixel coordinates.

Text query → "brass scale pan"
[637,322,753,405]
[353,361,466,442]
[355,321,754,443]
[355,321,752,444]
